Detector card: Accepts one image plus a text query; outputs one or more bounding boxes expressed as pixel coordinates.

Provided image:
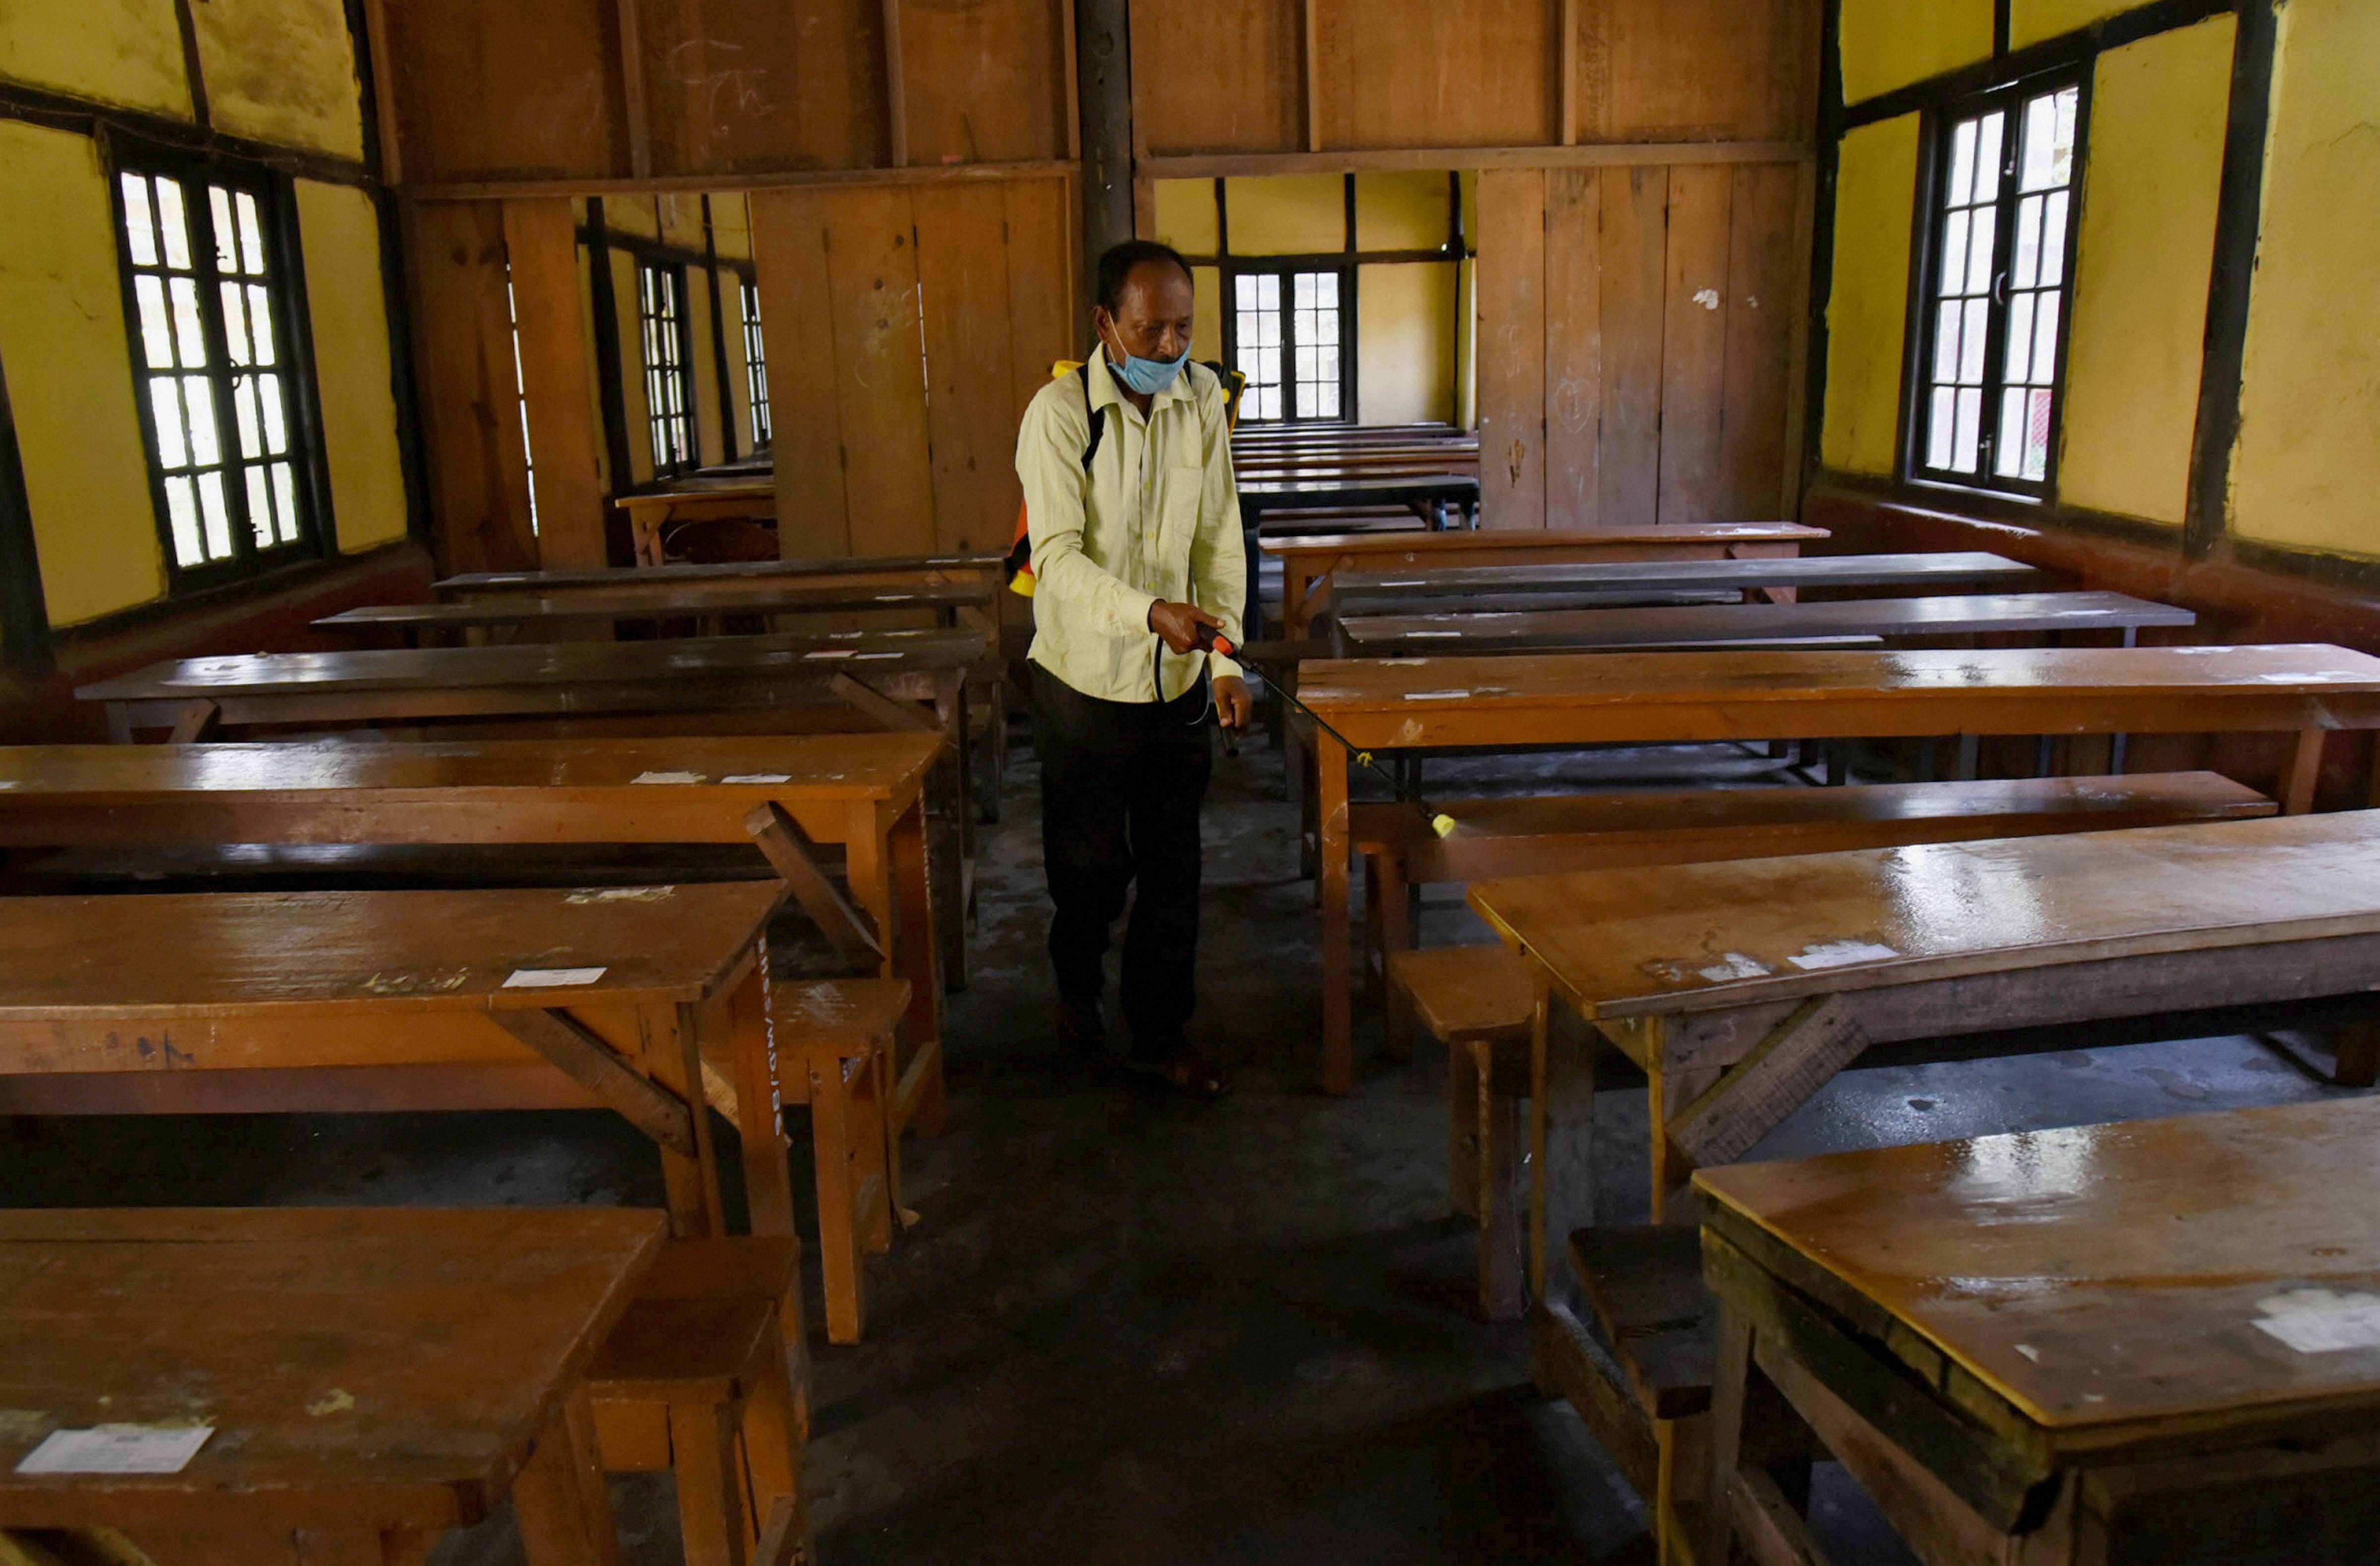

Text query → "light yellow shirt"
[1016,347,1246,703]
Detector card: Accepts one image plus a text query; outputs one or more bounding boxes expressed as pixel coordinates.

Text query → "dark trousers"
[1031,661,1213,1053]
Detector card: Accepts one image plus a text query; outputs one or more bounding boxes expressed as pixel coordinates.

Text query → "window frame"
[1221,261,1358,425]
[107,140,333,594]
[1898,69,2092,502]
[736,271,771,453]
[634,257,698,479]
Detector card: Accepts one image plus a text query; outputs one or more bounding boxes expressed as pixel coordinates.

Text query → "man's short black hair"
[1096,240,1194,313]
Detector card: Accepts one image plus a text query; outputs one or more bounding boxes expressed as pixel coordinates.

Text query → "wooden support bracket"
[828,672,936,733]
[488,1008,697,1156]
[744,801,884,971]
[1667,995,1867,1172]
[168,700,222,743]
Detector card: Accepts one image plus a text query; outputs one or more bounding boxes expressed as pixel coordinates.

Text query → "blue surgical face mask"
[1106,339,1190,396]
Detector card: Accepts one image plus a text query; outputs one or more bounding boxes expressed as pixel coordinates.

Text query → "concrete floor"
[2,726,2367,1564]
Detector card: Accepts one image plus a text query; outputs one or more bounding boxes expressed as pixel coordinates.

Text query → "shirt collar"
[1090,344,1196,416]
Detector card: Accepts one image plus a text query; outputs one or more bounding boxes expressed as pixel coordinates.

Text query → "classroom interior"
[1,0,2379,1563]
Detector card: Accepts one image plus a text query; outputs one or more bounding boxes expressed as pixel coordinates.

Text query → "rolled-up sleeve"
[1018,386,1158,640]
[1189,377,1247,682]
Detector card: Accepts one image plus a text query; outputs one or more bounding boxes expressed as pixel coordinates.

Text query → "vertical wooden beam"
[883,0,911,167]
[749,191,854,558]
[699,196,739,463]
[1559,0,1580,146]
[0,351,54,678]
[615,0,652,178]
[582,198,636,502]
[1060,0,1083,161]
[358,0,403,185]
[1778,159,1819,519]
[1076,0,1134,331]
[171,0,211,126]
[502,198,610,569]
[403,200,537,575]
[1475,168,1547,530]
[1303,0,1323,152]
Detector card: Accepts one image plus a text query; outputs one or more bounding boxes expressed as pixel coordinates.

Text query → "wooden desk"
[0,734,947,1135]
[0,1205,662,1564]
[76,628,984,983]
[1698,1097,2380,1564]
[1336,590,2195,656]
[1301,643,2380,1092]
[617,479,775,565]
[1261,523,1828,641]
[0,883,790,1239]
[318,578,996,645]
[1329,549,2040,617]
[1238,474,1482,535]
[436,551,1003,600]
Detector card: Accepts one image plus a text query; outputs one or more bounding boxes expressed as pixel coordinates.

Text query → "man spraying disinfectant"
[1015,241,1250,1099]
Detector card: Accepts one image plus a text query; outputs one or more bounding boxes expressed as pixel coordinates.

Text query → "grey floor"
[2,724,2365,1565]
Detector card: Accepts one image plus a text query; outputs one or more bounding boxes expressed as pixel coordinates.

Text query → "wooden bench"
[699,978,912,1344]
[1699,1097,2380,1566]
[589,1237,811,1566]
[1380,772,2279,1319]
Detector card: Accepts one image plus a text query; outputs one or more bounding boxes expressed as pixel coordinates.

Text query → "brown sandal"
[1122,1052,1232,1101]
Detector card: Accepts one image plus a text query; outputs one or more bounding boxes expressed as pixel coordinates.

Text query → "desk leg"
[1318,729,1354,1095]
[888,800,950,1138]
[720,973,796,1239]
[637,1002,724,1238]
[1532,990,1598,1310]
[2285,727,2326,814]
[515,1387,625,1566]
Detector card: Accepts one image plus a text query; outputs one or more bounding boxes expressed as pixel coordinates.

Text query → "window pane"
[1257,275,1278,308]
[272,462,300,544]
[122,175,158,267]
[2020,94,2057,191]
[150,380,188,469]
[2038,190,2070,287]
[1235,274,1257,310]
[170,277,207,369]
[1996,387,2026,477]
[1959,297,1988,384]
[233,376,261,460]
[1953,386,1982,473]
[1947,120,1977,207]
[2012,194,2043,291]
[1940,209,1969,296]
[248,286,275,365]
[134,275,174,368]
[2051,89,2077,186]
[1965,207,1996,301]
[220,282,252,366]
[2005,292,2036,384]
[1314,272,1337,307]
[245,465,274,547]
[1972,113,2006,204]
[164,476,203,565]
[1926,387,1955,470]
[2024,388,2054,480]
[155,179,191,270]
[197,471,231,559]
[208,188,239,275]
[1933,300,1961,385]
[2030,291,2061,382]
[236,192,266,276]
[183,376,221,466]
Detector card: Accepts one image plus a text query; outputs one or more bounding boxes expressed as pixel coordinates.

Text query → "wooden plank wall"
[1476,160,1811,528]
[403,202,538,574]
[749,177,1077,558]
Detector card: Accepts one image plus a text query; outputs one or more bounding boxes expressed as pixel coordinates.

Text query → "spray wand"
[1194,624,1457,841]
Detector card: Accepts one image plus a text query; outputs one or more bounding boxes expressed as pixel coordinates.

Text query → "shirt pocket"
[1150,456,1207,593]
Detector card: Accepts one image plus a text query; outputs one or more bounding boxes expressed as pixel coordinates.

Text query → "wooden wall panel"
[1474,170,1546,530]
[1129,0,1304,155]
[405,202,537,574]
[1003,177,1079,417]
[500,199,609,568]
[820,189,936,556]
[1596,165,1666,527]
[1314,0,1557,151]
[383,0,625,182]
[637,0,890,175]
[899,0,1070,164]
[749,191,852,557]
[1574,0,1821,143]
[1543,170,1601,528]
[1655,165,1732,524]
[1718,164,1802,521]
[915,185,1021,554]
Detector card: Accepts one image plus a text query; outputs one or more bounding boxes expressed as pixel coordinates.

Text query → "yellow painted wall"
[1357,262,1457,425]
[1223,175,1346,255]
[611,248,655,484]
[660,193,707,254]
[190,0,366,161]
[1455,256,1477,429]
[1190,265,1221,362]
[605,197,661,242]
[1355,172,1450,251]
[0,0,191,119]
[1153,180,1219,255]
[295,180,409,552]
[1839,0,1993,103]
[1820,113,1920,474]
[2231,0,2380,557]
[2058,15,2234,526]
[712,195,753,261]
[2012,0,2139,50]
[0,121,167,624]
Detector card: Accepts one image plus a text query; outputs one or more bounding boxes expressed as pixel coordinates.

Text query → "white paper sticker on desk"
[1698,953,1773,983]
[873,593,915,601]
[1786,939,1900,971]
[631,771,705,785]
[723,773,794,785]
[504,967,608,989]
[803,650,857,660]
[854,651,902,660]
[1401,690,1471,701]
[2253,1289,2380,1353]
[17,1425,213,1475]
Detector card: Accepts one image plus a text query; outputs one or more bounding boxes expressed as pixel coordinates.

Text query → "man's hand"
[1148,599,1222,655]
[1214,675,1253,732]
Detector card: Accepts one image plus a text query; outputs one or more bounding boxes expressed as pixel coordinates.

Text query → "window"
[738,275,771,451]
[116,165,319,579]
[1911,80,2084,494]
[636,260,694,475]
[1230,268,1349,422]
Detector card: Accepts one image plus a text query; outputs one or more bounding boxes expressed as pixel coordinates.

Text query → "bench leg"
[2338,1022,2379,1088]
[1477,1039,1525,1322]
[1653,1413,1711,1566]
[670,1396,750,1566]
[1377,858,1415,1059]
[1702,1307,1755,1566]
[805,1054,870,1346]
[1448,1039,1481,1219]
[738,1318,809,1558]
[514,1389,624,1566]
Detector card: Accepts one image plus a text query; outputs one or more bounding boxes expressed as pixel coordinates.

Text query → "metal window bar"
[117,169,310,571]
[638,262,693,475]
[505,279,538,537]
[1232,267,1347,424]
[739,277,771,450]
